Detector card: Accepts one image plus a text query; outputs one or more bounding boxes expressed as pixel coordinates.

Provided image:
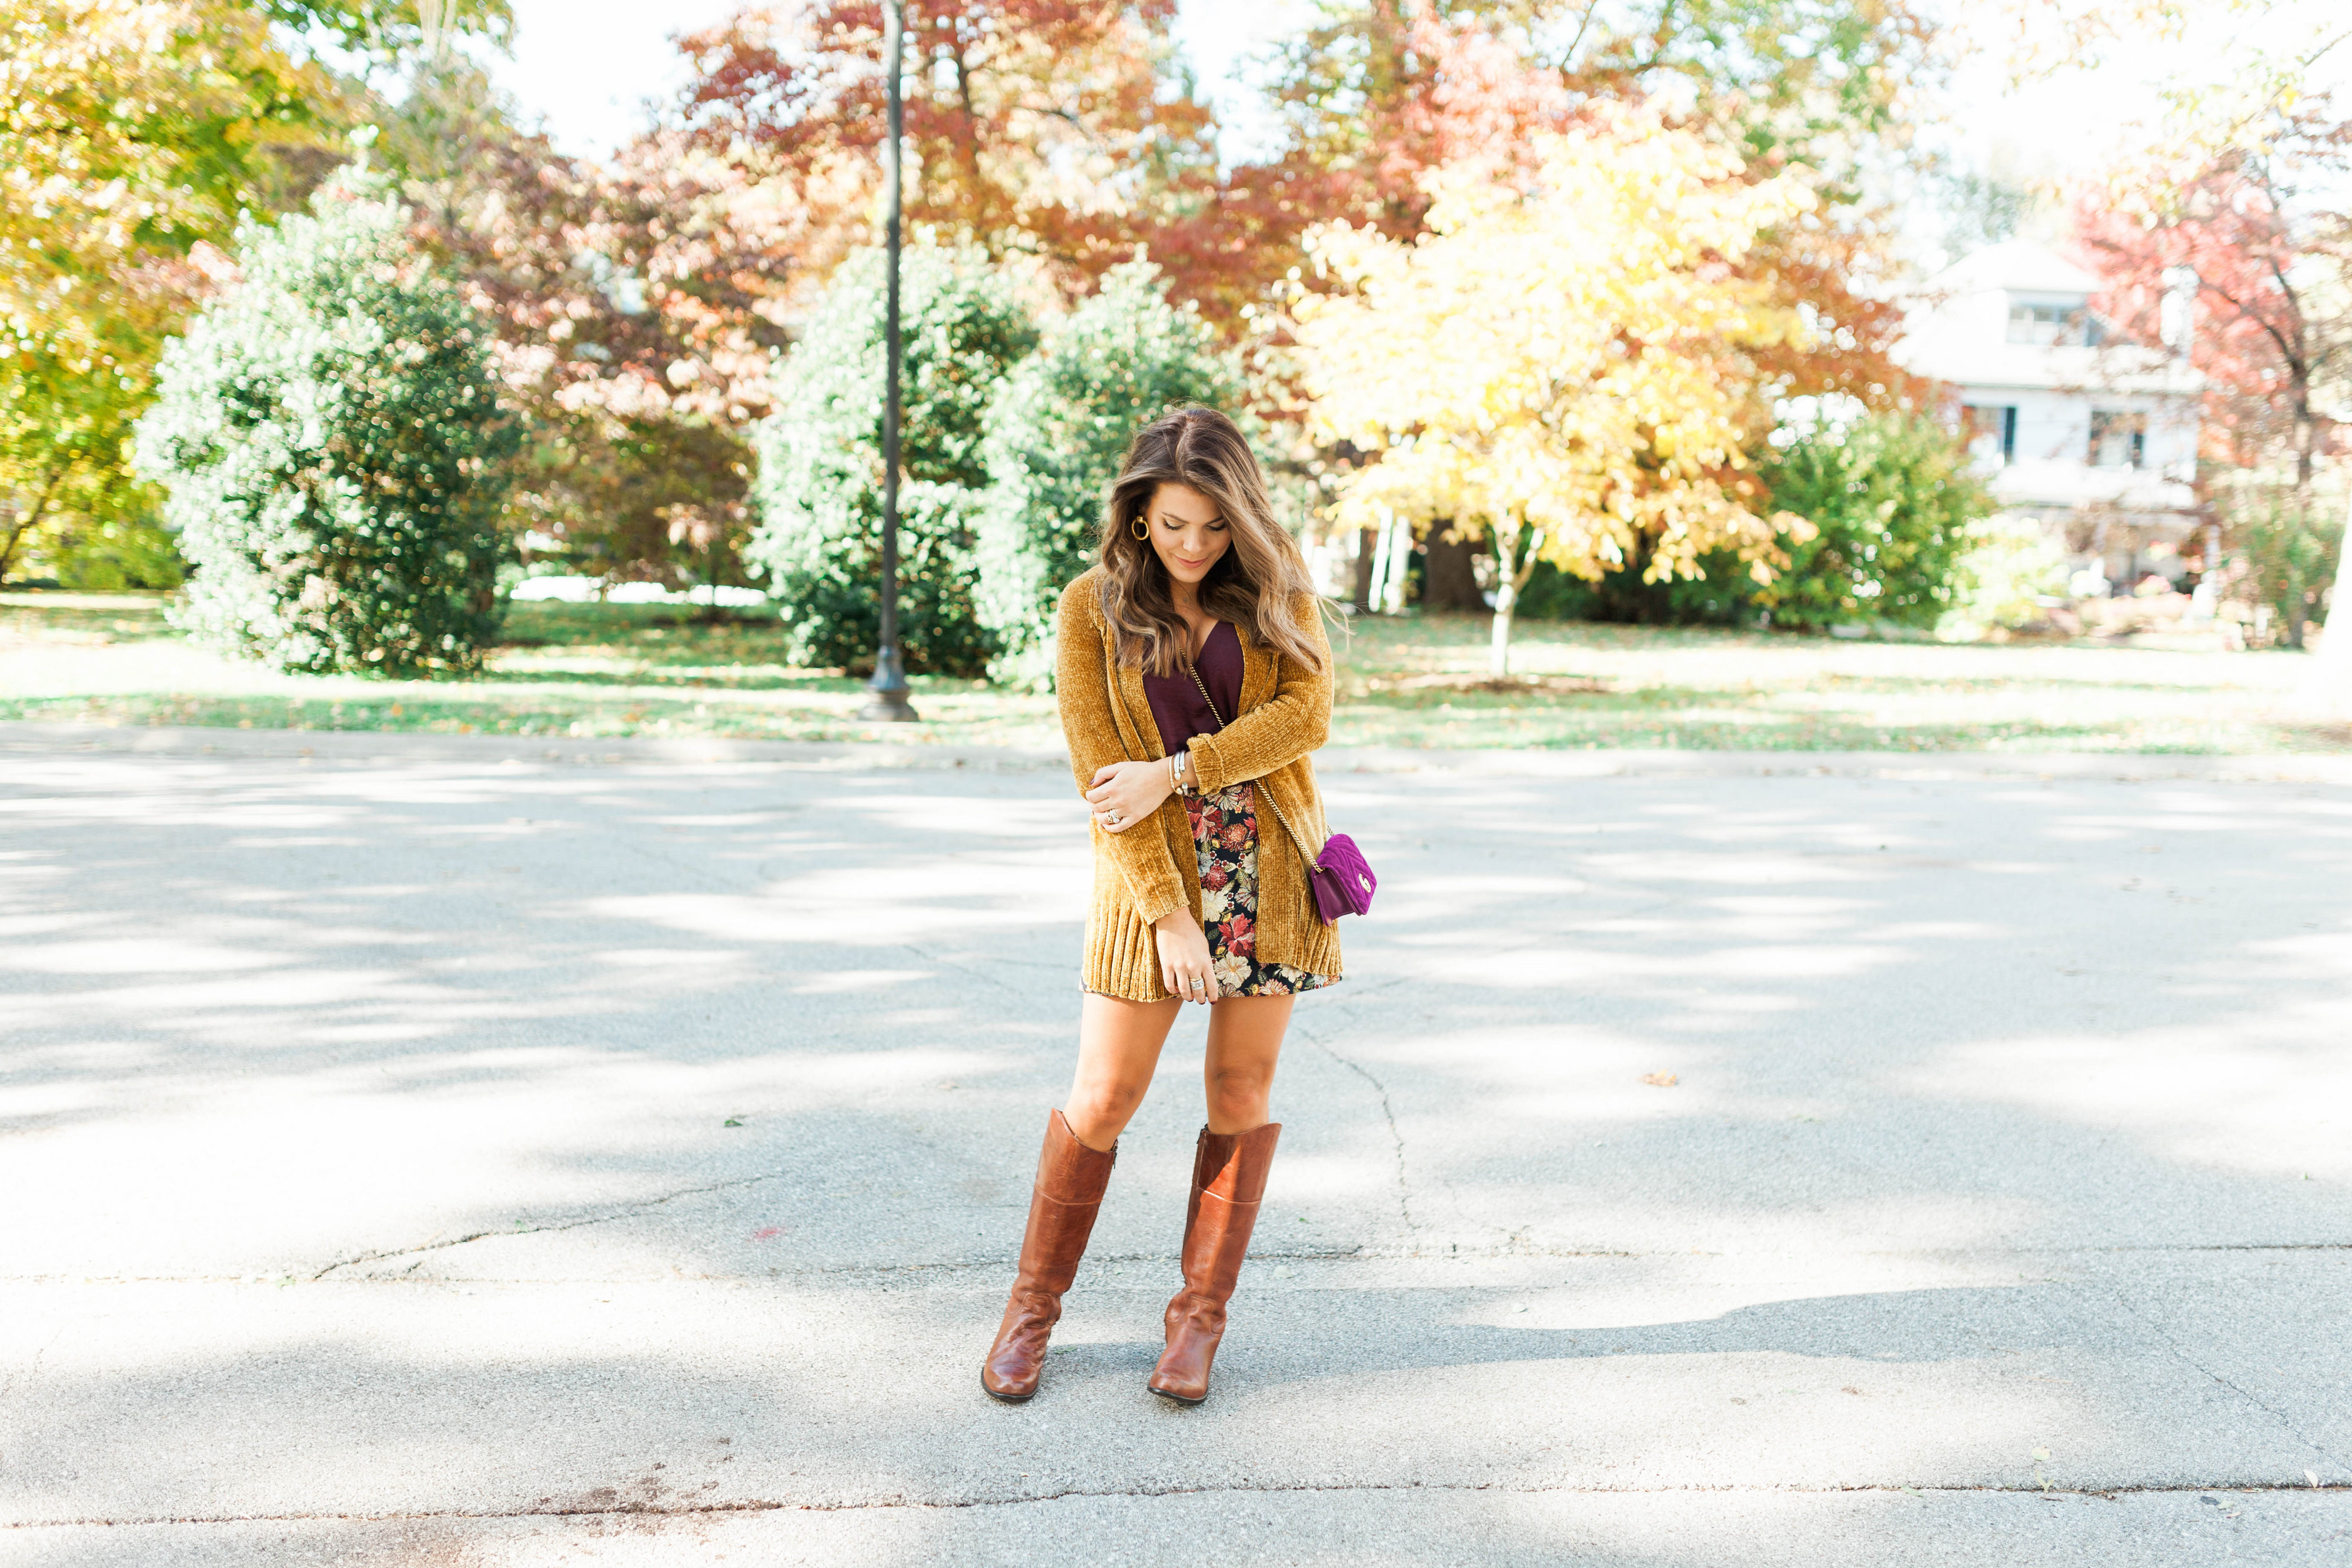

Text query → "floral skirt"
[1186,781,1337,999]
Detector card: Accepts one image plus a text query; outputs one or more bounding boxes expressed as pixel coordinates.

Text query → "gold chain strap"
[1184,652,1325,873]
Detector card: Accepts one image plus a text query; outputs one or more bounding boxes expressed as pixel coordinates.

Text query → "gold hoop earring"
[1130,516,1149,540]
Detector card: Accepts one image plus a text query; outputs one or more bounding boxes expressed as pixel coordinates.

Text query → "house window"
[1963,404,2016,466]
[2090,410,2146,469]
[2006,302,2102,346]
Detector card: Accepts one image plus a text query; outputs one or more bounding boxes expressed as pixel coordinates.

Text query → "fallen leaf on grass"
[1640,1072,1679,1087]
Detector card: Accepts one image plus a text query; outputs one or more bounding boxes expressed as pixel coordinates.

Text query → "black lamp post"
[859,0,918,722]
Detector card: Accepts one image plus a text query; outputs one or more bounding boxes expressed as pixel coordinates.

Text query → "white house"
[1899,240,2206,588]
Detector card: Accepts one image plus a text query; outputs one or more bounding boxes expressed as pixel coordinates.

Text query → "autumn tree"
[0,0,512,586]
[2075,125,2352,492]
[1218,2,1923,379]
[2073,111,2352,646]
[1295,111,1815,674]
[670,0,1220,303]
[0,0,333,581]
[1256,0,1932,221]
[1983,2,2352,651]
[375,62,804,589]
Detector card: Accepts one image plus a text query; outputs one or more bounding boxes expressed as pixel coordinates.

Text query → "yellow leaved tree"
[1293,109,1818,675]
[0,0,509,583]
[0,0,339,580]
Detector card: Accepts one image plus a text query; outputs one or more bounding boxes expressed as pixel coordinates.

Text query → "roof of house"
[1927,239,2102,299]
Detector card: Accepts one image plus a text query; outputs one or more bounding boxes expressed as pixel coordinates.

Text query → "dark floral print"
[1183,781,1337,999]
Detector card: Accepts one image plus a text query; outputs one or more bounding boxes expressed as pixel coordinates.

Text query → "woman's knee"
[1069,1074,1151,1124]
[1205,1065,1273,1121]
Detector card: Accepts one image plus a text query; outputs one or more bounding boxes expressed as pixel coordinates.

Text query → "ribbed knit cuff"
[1131,891,1185,928]
[1185,735,1229,794]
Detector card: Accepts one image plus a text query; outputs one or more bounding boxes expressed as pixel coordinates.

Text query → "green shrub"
[1749,413,1993,630]
[2230,488,2342,648]
[1940,514,2069,638]
[974,262,1245,685]
[749,243,1037,677]
[135,171,517,674]
[1522,413,1991,629]
[1518,551,1758,624]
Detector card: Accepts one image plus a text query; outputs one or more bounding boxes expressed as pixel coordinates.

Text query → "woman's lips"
[1175,557,1211,571]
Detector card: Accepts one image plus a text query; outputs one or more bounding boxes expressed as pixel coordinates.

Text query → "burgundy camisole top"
[1141,621,1242,756]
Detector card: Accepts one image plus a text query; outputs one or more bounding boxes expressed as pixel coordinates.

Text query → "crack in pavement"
[11,1479,2348,1531]
[1295,1020,1416,1236]
[900,941,1051,995]
[0,1319,66,1409]
[307,1171,800,1280]
[2106,1285,2351,1481]
[21,1237,2352,1289]
[2079,1242,2352,1253]
[15,1245,1647,1289]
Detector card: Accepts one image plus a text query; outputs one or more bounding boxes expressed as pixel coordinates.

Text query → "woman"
[980,407,1342,1407]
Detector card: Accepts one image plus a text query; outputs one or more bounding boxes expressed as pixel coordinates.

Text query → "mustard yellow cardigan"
[1055,566,1344,1001]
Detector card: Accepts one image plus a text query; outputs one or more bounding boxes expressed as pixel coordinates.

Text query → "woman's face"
[1145,482,1230,591]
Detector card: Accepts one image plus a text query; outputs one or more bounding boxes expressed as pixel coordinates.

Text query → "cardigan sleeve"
[1056,578,1188,927]
[1185,593,1334,794]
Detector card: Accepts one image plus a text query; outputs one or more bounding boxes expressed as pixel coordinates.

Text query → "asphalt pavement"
[3,723,2348,1566]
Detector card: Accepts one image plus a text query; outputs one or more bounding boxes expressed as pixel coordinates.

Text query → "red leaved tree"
[2073,121,2352,492]
[2072,113,2352,648]
[385,65,814,586]
[669,0,1221,304]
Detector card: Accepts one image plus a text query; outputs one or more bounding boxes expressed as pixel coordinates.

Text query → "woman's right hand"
[1153,911,1217,1005]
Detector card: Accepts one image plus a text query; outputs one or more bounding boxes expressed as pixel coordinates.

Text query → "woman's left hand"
[1085,758,1174,834]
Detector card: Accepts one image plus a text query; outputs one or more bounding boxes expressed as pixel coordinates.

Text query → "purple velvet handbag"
[1305,831,1377,924]
[1187,658,1377,927]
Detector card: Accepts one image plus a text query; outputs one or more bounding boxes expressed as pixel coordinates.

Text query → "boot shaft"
[1175,1122,1282,1299]
[1014,1108,1117,1296]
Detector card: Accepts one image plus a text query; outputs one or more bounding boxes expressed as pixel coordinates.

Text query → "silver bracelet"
[1168,752,1184,793]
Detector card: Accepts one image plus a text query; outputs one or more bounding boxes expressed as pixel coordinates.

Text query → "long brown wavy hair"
[1096,408,1327,677]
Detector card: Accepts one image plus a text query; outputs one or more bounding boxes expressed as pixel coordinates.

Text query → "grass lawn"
[4,590,2346,753]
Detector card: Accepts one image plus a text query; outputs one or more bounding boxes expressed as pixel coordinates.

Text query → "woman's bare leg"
[1201,994,1295,1133]
[1064,993,1184,1150]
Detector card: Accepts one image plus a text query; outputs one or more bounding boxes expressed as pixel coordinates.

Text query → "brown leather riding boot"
[980,1109,1117,1402]
[1148,1121,1281,1405]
